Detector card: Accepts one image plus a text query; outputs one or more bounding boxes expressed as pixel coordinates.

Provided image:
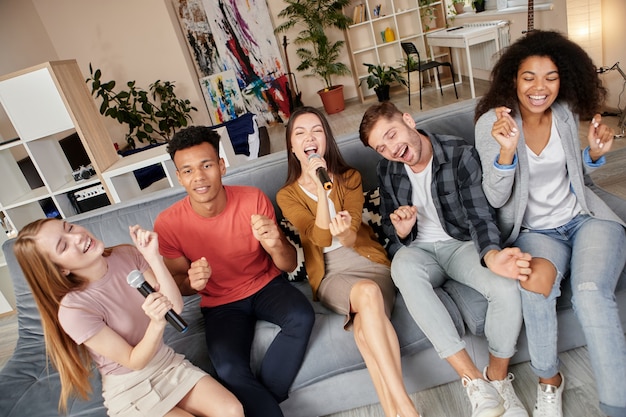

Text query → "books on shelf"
[352,3,367,24]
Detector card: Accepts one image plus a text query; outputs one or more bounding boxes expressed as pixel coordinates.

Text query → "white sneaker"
[462,376,505,417]
[532,373,564,417]
[483,367,528,417]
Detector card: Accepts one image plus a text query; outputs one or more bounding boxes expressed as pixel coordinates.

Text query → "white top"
[523,122,581,229]
[405,158,451,243]
[300,185,343,252]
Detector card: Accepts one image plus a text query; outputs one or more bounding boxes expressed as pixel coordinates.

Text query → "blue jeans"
[201,276,315,417]
[391,239,522,359]
[516,214,626,416]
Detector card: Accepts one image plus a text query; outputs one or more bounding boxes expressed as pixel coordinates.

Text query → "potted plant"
[362,63,406,102]
[472,0,485,12]
[451,0,465,15]
[419,0,438,31]
[274,0,352,114]
[396,55,422,94]
[86,64,197,149]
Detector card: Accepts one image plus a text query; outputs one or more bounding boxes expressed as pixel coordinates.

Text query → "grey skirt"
[318,246,396,329]
[101,344,207,417]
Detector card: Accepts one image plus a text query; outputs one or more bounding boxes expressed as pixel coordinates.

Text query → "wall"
[0,0,211,149]
[1,0,624,143]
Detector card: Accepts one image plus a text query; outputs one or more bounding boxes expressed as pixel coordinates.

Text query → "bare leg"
[175,375,244,417]
[446,349,483,380]
[486,354,511,380]
[350,280,421,417]
[520,258,557,297]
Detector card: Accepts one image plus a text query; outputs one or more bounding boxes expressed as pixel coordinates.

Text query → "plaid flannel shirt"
[377,130,502,260]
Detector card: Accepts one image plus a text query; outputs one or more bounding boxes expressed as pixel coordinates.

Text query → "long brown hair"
[14,219,106,412]
[283,106,356,189]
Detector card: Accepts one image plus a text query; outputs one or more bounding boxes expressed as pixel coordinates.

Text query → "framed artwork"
[172,0,290,125]
[199,70,246,123]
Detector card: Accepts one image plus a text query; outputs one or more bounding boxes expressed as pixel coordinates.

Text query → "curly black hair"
[475,30,606,122]
[166,125,221,163]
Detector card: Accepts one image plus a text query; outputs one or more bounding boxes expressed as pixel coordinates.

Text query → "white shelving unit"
[0,60,120,235]
[345,0,451,101]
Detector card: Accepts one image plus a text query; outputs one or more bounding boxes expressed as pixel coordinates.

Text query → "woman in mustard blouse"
[277,106,421,417]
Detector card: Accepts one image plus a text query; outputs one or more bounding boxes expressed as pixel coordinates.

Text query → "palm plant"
[274,0,352,91]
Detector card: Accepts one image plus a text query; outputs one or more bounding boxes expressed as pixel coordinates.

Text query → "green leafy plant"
[362,63,407,89]
[397,55,420,72]
[274,0,352,91]
[86,64,197,148]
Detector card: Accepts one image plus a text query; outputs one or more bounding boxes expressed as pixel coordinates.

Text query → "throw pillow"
[279,218,308,282]
[362,188,389,250]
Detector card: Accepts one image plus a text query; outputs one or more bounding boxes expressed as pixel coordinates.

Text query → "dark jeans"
[201,275,315,417]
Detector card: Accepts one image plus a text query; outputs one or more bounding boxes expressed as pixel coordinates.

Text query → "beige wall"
[1,0,624,145]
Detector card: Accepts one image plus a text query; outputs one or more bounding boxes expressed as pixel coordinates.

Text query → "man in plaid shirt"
[359,101,532,417]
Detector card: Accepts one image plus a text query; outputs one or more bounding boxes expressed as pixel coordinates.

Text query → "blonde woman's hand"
[129,225,160,262]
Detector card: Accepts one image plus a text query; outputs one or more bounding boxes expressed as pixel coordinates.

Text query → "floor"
[1,77,625,417]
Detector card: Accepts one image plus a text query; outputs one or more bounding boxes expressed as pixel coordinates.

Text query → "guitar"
[524,0,534,34]
[282,36,303,111]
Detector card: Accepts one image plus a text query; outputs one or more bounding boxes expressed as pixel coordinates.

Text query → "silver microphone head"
[126,270,144,288]
[307,153,321,160]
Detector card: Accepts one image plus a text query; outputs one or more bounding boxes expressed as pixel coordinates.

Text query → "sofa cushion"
[279,218,308,282]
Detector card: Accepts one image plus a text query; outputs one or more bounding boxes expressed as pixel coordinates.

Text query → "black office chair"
[400,42,458,109]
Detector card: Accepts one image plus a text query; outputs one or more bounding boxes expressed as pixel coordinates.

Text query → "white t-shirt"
[523,122,581,229]
[405,159,452,243]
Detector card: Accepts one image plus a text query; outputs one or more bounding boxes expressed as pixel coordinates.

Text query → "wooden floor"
[1,78,624,416]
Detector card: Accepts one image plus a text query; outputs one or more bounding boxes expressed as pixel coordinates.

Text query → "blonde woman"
[14,218,242,417]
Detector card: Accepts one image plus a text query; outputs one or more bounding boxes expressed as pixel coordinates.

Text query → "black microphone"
[127,270,188,333]
[308,153,332,190]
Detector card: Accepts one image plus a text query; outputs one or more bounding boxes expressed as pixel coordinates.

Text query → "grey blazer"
[474,101,624,246]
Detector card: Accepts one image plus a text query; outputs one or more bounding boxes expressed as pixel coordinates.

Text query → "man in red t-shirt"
[154,126,314,417]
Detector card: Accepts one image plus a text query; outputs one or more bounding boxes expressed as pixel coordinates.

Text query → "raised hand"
[390,205,418,240]
[129,225,160,262]
[251,214,282,248]
[588,113,615,162]
[187,257,211,292]
[491,107,520,165]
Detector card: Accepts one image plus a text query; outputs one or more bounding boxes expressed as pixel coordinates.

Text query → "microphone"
[307,153,333,190]
[127,270,188,333]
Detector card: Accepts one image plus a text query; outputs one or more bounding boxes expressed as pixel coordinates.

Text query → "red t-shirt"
[155,185,281,307]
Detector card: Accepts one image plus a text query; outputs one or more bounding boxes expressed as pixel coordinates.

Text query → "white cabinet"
[0,60,119,235]
[345,0,450,101]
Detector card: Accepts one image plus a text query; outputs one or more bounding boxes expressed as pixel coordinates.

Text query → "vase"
[473,1,485,12]
[454,2,465,14]
[374,85,390,102]
[317,85,345,114]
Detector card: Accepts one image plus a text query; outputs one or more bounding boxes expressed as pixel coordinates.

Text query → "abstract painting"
[172,0,290,125]
[199,70,246,123]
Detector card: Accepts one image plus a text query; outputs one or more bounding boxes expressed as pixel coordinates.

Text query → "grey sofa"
[1,98,625,417]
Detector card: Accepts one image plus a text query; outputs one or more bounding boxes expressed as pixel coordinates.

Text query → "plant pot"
[374,85,391,102]
[454,2,465,14]
[402,72,422,94]
[318,85,345,114]
[473,1,485,12]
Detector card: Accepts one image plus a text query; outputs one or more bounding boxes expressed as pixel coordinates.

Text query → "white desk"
[426,25,500,98]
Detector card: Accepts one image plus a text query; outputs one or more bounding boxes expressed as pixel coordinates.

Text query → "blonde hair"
[14,219,110,412]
